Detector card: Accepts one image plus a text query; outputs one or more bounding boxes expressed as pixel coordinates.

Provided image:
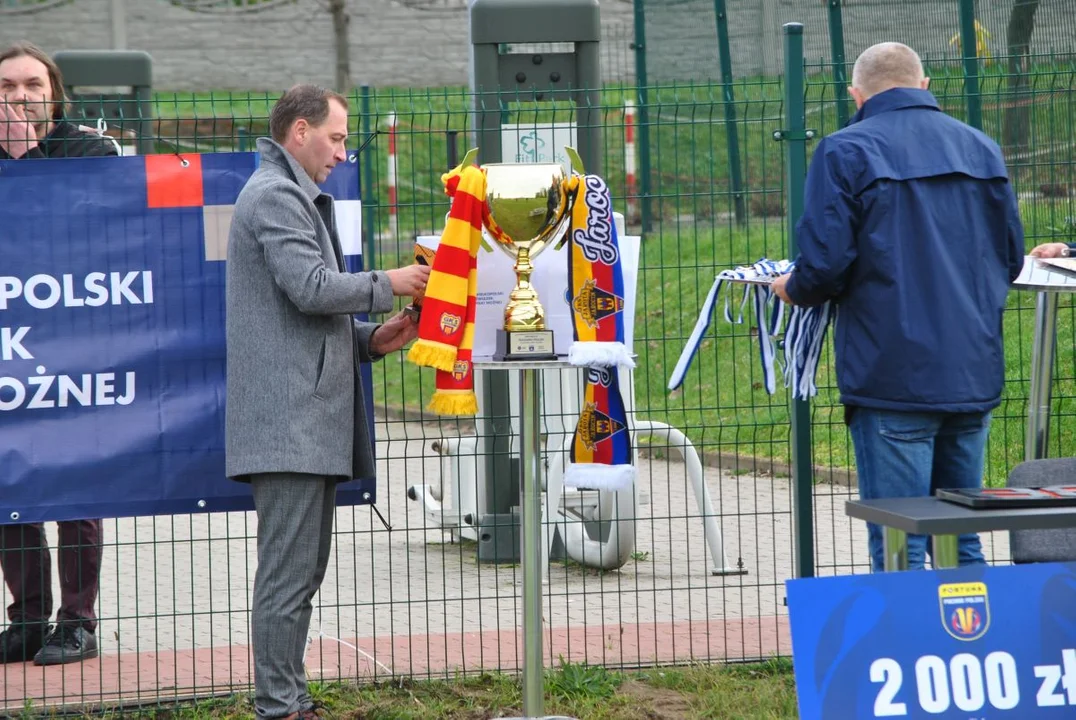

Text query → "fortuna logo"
[573,278,625,329]
[439,312,462,335]
[938,582,990,641]
[576,400,625,451]
[452,360,470,381]
[572,176,618,265]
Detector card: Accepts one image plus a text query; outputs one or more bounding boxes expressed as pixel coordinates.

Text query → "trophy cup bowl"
[483,162,571,361]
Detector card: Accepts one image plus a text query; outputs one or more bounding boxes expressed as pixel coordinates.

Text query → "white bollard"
[624,99,638,225]
[387,111,398,239]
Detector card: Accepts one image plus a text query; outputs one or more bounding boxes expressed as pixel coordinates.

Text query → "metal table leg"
[1027,291,1059,462]
[883,526,909,572]
[519,368,544,718]
[932,535,960,569]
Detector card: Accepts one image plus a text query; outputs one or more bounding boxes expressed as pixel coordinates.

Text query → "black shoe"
[0,623,50,664]
[33,624,98,666]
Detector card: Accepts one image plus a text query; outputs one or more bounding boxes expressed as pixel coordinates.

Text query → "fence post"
[360,86,378,265]
[826,0,851,127]
[782,22,815,579]
[958,0,983,129]
[446,129,459,171]
[632,0,653,232]
[714,0,746,227]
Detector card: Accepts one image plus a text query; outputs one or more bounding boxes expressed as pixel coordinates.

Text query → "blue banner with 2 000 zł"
[0,151,375,524]
[787,562,1076,719]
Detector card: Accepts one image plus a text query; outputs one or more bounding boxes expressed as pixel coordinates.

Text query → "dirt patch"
[620,679,694,719]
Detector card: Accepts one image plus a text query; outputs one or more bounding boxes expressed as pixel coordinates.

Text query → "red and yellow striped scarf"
[405,164,487,415]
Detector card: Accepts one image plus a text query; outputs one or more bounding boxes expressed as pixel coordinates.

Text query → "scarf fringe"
[564,463,636,491]
[407,339,458,373]
[428,390,478,416]
[567,341,636,369]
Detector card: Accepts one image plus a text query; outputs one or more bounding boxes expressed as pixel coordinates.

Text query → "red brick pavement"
[2,616,789,711]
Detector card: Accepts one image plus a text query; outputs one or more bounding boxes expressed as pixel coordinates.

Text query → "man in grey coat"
[225,84,429,720]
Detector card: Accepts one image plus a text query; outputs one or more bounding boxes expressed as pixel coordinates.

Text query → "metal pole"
[446,129,459,170]
[632,0,653,232]
[713,0,746,227]
[1026,291,1058,461]
[783,22,814,579]
[110,0,127,50]
[958,0,983,129]
[826,0,851,127]
[575,41,603,175]
[360,86,378,266]
[933,535,960,569]
[519,368,544,717]
[472,53,519,558]
[883,527,909,572]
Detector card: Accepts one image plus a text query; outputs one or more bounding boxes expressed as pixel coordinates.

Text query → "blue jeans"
[848,407,991,571]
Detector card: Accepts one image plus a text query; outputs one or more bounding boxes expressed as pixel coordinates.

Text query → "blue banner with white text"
[0,151,375,524]
[787,562,1076,719]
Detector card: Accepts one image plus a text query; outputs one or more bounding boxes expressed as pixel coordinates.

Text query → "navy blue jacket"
[785,88,1025,413]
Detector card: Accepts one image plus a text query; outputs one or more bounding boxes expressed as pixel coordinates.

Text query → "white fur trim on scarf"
[563,463,636,491]
[568,341,636,369]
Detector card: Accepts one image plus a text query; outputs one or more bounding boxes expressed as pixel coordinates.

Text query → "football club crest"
[439,312,462,335]
[576,401,626,451]
[938,581,990,641]
[452,360,470,382]
[573,278,625,329]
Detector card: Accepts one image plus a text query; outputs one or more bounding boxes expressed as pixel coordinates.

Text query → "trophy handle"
[459,146,480,169]
[554,177,580,252]
[551,147,587,251]
[564,146,586,175]
[446,147,493,252]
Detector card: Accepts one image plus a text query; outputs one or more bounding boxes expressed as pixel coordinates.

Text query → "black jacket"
[0,120,118,159]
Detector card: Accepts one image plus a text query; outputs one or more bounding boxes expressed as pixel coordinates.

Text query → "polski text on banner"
[0,152,375,523]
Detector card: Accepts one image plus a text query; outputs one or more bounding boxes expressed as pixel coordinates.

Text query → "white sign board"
[416,214,638,361]
[500,122,577,176]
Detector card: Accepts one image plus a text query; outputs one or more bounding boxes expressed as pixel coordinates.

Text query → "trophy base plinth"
[493,329,557,362]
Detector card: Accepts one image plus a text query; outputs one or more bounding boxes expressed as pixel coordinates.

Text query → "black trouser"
[0,520,103,632]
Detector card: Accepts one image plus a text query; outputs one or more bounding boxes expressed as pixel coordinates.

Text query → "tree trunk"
[1003,0,1039,152]
[329,0,352,94]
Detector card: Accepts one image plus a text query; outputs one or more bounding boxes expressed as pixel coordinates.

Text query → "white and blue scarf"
[667,258,832,400]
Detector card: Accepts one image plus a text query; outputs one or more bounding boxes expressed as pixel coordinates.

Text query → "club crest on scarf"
[572,278,625,329]
[575,368,627,451]
[576,403,625,451]
[439,312,462,335]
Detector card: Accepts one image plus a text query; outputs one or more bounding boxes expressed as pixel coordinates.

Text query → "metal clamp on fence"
[772,129,817,142]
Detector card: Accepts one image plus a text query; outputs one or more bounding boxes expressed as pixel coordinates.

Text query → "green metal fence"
[1,1,1075,714]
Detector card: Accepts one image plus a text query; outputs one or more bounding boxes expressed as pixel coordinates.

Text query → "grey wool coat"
[225,138,394,482]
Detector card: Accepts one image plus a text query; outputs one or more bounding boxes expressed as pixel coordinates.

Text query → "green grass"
[48,660,798,719]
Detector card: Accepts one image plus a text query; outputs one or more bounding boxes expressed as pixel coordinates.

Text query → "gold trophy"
[481,159,573,361]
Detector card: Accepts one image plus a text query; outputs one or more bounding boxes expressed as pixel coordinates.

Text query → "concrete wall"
[645,0,1075,83]
[0,0,635,90]
[1,0,1072,91]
